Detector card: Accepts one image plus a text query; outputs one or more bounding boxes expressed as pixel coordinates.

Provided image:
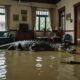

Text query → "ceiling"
[14,0,60,4]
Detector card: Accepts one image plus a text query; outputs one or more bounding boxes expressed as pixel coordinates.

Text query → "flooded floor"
[0,48,80,80]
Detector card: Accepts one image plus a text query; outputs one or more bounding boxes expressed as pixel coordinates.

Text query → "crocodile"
[0,39,61,51]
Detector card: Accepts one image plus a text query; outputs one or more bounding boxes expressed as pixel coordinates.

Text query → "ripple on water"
[0,52,7,80]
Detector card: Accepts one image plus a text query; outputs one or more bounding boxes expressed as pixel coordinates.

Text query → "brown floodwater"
[0,49,80,80]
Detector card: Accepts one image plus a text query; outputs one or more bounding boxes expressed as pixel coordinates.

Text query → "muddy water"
[0,50,80,80]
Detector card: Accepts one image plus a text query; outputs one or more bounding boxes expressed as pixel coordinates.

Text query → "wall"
[56,0,80,43]
[0,0,56,37]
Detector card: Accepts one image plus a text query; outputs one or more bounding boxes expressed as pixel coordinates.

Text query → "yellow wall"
[56,0,80,43]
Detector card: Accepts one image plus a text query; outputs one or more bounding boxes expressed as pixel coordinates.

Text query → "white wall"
[56,0,80,43]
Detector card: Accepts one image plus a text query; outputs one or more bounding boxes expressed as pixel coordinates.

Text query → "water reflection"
[49,55,55,68]
[35,56,43,76]
[57,64,78,80]
[0,50,80,80]
[0,51,7,80]
[36,56,43,62]
[35,63,43,68]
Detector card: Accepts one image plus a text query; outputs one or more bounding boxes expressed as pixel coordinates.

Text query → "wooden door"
[74,3,80,45]
[76,6,80,44]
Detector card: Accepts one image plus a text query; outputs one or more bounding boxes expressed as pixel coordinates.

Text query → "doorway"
[58,7,65,31]
[58,7,65,39]
[74,2,80,45]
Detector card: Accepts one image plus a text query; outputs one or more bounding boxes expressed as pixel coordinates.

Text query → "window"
[35,10,52,31]
[0,7,6,31]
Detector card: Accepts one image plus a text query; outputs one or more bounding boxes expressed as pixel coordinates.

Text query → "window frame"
[35,10,51,32]
[0,6,6,32]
